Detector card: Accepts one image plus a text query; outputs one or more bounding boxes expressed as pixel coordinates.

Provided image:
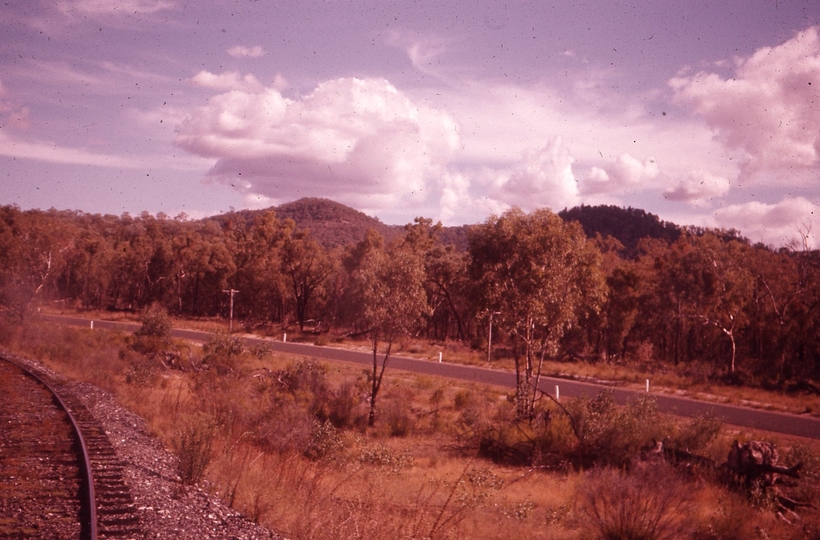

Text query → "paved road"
[41,314,820,440]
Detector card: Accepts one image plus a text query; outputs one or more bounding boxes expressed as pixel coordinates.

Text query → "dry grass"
[3,317,820,539]
[40,306,820,417]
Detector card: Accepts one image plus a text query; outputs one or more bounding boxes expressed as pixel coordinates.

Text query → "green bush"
[131,304,172,355]
[202,331,245,373]
[669,412,722,454]
[569,391,667,467]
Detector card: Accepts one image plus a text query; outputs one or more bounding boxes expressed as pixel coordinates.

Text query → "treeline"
[1,203,818,389]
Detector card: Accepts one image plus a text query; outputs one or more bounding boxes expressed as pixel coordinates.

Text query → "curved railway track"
[0,356,142,539]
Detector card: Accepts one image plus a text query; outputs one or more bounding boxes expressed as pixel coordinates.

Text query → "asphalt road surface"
[41,314,820,440]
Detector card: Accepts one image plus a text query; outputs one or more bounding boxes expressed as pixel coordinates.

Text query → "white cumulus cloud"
[175,76,460,209]
[581,153,660,195]
[664,169,731,203]
[189,71,264,93]
[491,137,580,211]
[712,197,818,248]
[670,26,820,181]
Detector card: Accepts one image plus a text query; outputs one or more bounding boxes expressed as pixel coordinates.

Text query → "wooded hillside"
[1,200,818,393]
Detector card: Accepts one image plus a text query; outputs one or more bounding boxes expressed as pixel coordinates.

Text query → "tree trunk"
[368,332,392,427]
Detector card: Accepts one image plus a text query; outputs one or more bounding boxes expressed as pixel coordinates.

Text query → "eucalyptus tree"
[647,232,754,374]
[399,217,471,341]
[752,227,820,381]
[469,208,605,418]
[687,233,755,374]
[280,225,335,331]
[224,210,288,323]
[348,240,428,426]
[0,206,77,318]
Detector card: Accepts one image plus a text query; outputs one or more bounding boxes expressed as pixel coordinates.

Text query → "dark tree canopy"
[1,199,818,390]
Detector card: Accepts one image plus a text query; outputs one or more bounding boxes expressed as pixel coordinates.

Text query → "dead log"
[727,440,802,480]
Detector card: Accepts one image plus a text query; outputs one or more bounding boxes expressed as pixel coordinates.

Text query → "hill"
[273,198,400,249]
[559,204,681,256]
[214,198,469,251]
[207,199,681,254]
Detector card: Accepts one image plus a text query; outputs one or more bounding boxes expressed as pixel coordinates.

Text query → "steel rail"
[1,357,98,540]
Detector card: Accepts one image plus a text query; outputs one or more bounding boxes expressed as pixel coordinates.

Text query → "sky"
[2,0,820,247]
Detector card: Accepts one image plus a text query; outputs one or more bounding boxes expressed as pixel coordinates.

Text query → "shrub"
[122,349,159,386]
[275,359,332,419]
[577,462,695,540]
[135,303,172,339]
[304,420,345,461]
[202,331,245,373]
[569,390,667,467]
[249,342,273,358]
[783,443,820,512]
[327,380,365,429]
[454,389,473,410]
[173,412,216,485]
[383,396,415,437]
[357,443,414,472]
[131,304,172,355]
[670,412,722,454]
[255,398,315,455]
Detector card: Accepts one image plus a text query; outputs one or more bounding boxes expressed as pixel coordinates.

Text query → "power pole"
[222,288,238,332]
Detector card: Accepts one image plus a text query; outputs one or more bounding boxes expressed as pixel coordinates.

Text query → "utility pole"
[222,288,238,332]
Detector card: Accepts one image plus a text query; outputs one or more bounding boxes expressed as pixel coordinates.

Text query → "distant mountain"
[273,198,400,248]
[216,198,466,250]
[559,205,682,256]
[210,199,682,255]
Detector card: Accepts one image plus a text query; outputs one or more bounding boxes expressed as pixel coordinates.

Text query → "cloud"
[189,71,264,93]
[56,0,175,16]
[663,169,731,203]
[386,30,455,80]
[490,138,580,211]
[175,76,460,208]
[670,26,820,181]
[0,80,31,130]
[0,130,144,168]
[438,171,470,224]
[712,196,818,248]
[19,0,177,33]
[581,153,660,195]
[227,45,265,58]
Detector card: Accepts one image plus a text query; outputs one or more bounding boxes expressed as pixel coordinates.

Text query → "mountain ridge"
[216,198,689,253]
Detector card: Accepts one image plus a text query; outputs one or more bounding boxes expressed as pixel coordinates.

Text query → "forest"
[1,198,819,394]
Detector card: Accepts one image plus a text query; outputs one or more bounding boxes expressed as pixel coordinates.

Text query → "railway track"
[0,356,142,539]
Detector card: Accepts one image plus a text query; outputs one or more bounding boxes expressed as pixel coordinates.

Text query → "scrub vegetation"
[2,198,820,537]
[1,318,819,539]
